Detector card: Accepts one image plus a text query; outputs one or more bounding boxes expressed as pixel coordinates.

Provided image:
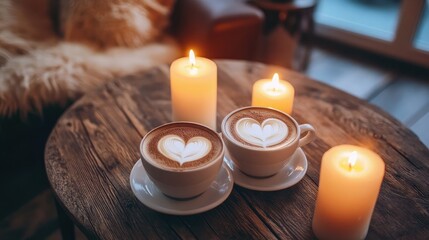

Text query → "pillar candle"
[251,73,295,114]
[170,50,217,130]
[312,145,385,240]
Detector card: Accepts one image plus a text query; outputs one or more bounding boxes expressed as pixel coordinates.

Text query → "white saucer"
[224,148,308,191]
[130,160,234,215]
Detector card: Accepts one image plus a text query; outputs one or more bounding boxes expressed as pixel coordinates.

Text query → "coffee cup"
[221,106,316,177]
[140,122,224,199]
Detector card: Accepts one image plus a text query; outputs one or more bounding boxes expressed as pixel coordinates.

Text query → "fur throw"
[0,0,180,117]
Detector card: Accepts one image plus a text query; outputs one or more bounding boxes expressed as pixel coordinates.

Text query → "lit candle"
[251,73,295,114]
[312,145,385,240]
[170,50,217,129]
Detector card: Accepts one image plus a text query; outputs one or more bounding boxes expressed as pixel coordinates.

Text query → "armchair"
[172,0,263,59]
[54,0,263,59]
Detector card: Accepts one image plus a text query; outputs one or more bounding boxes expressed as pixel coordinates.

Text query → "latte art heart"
[235,118,288,148]
[157,135,212,166]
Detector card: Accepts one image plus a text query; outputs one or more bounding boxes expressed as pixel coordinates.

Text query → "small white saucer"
[130,160,233,215]
[224,148,308,191]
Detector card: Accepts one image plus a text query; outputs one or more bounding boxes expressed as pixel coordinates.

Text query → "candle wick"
[272,84,279,92]
[189,63,198,75]
[348,162,354,171]
[348,151,357,171]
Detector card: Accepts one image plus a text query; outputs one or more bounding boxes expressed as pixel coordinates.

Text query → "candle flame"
[272,73,280,91]
[348,151,358,170]
[189,49,196,66]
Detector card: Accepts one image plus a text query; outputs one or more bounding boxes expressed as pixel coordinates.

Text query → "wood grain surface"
[45,60,429,239]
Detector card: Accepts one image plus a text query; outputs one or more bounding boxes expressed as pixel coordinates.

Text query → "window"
[315,0,429,68]
[414,6,429,52]
[316,0,402,41]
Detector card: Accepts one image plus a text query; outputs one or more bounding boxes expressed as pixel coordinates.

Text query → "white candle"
[312,145,385,240]
[170,50,217,129]
[251,73,295,114]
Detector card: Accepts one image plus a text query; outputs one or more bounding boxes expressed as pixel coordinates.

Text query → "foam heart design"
[235,118,288,148]
[157,135,212,166]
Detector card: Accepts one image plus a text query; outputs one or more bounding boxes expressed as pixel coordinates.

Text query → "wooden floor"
[304,39,429,147]
[0,38,428,239]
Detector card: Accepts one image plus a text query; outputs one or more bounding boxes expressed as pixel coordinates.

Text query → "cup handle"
[298,124,316,147]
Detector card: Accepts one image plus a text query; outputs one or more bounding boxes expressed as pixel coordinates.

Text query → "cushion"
[0,0,180,117]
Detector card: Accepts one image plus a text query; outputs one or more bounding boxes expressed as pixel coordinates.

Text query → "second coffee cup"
[221,106,316,177]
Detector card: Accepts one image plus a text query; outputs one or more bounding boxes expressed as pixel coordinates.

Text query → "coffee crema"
[142,123,223,170]
[224,108,297,149]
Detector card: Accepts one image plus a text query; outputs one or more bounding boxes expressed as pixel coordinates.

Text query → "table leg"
[55,199,75,240]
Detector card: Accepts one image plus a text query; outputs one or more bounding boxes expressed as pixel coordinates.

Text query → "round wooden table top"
[45,60,429,239]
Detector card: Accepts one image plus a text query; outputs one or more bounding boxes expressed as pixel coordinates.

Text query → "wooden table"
[45,60,429,239]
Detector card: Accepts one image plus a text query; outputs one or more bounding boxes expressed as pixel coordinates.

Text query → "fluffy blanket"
[0,0,180,117]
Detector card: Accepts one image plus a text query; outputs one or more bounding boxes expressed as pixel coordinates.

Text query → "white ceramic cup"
[221,106,316,177]
[140,122,224,199]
